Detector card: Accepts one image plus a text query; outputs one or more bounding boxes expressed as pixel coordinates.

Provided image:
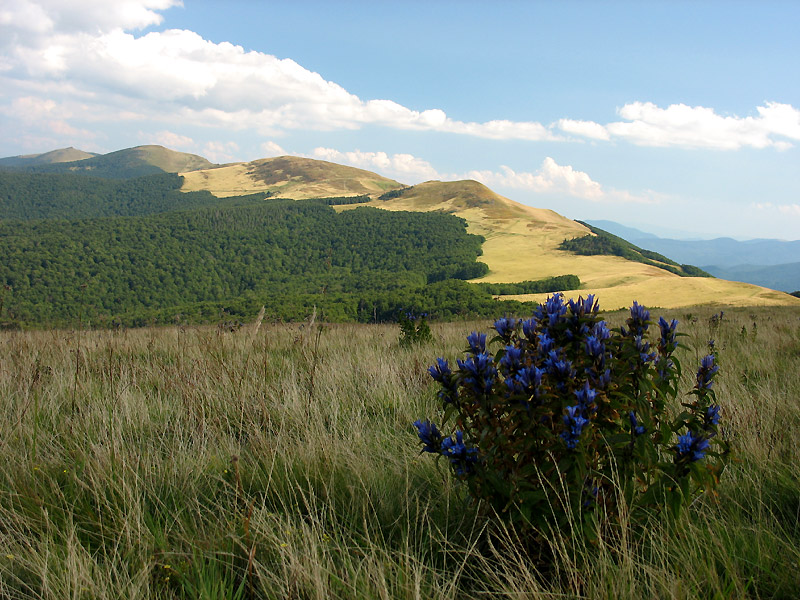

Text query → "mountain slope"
[175,156,800,310]
[704,263,800,293]
[0,147,97,167]
[8,145,215,179]
[632,236,800,267]
[181,156,403,198]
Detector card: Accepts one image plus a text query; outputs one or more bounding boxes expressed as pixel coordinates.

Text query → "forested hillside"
[1,185,573,326]
[0,171,225,219]
[560,221,711,277]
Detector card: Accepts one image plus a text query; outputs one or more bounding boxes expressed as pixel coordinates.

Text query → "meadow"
[1,304,800,599]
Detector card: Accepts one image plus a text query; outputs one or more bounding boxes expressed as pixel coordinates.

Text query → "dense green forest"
[0,171,234,219]
[0,170,590,327]
[559,221,712,277]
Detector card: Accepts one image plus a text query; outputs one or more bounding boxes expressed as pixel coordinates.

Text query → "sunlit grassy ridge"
[2,305,800,598]
[180,155,799,309]
[181,156,403,199]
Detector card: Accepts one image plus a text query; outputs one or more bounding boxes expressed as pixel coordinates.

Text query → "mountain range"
[1,144,797,325]
[586,220,800,292]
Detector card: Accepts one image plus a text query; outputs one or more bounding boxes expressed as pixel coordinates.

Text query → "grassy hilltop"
[181,156,800,311]
[1,306,799,597]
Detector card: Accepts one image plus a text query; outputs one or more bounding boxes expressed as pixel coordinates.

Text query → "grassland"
[2,304,800,598]
[180,157,403,199]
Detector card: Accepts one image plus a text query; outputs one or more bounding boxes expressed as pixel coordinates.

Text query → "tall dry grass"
[0,305,799,598]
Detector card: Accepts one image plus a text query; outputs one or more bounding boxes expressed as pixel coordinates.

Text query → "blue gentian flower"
[536,294,568,329]
[561,405,590,450]
[413,420,443,454]
[592,320,611,341]
[522,317,538,340]
[567,294,598,317]
[499,345,523,374]
[658,317,679,355]
[629,411,646,436]
[676,431,710,462]
[696,354,719,390]
[428,357,459,404]
[537,332,555,356]
[574,383,597,411]
[466,331,486,354]
[494,317,520,339]
[585,335,605,361]
[704,404,721,428]
[440,430,478,475]
[624,301,651,337]
[458,352,497,395]
[428,357,452,383]
[506,365,545,396]
[633,336,657,364]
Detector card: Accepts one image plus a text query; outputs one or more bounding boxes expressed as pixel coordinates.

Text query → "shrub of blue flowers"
[399,310,433,346]
[414,294,729,543]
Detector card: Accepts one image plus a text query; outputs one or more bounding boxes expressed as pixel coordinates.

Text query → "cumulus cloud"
[466,158,604,200]
[560,101,800,150]
[312,148,657,204]
[465,158,659,203]
[202,140,239,163]
[556,119,610,141]
[260,141,287,157]
[0,0,560,146]
[147,130,193,148]
[312,147,441,182]
[3,1,797,156]
[754,202,800,217]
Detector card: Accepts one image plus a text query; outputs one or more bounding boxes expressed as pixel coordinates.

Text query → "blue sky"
[1,0,798,240]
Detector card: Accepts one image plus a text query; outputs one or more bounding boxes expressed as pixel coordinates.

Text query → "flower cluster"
[413,295,729,541]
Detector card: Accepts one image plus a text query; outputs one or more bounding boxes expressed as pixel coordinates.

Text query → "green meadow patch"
[1,304,799,598]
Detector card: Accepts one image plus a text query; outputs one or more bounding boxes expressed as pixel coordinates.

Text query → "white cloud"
[1,0,180,36]
[312,147,440,182]
[754,202,800,217]
[147,130,193,148]
[202,140,239,163]
[260,141,286,157]
[566,102,800,150]
[1,1,561,145]
[311,148,656,204]
[3,1,797,157]
[557,119,610,141]
[464,158,660,203]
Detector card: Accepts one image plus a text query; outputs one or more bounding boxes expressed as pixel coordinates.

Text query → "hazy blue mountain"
[585,220,658,240]
[633,237,800,268]
[703,263,800,293]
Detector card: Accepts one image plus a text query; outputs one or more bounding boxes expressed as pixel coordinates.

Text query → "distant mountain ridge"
[1,145,798,310]
[1,145,215,179]
[586,219,800,292]
[0,147,97,167]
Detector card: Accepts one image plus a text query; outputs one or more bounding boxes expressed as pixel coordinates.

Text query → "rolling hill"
[4,145,215,179]
[181,155,403,198]
[586,220,800,292]
[1,145,798,317]
[177,159,798,310]
[0,147,97,167]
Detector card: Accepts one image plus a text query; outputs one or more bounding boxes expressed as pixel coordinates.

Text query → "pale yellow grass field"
[180,161,799,309]
[180,157,402,198]
[180,163,275,197]
[343,184,800,309]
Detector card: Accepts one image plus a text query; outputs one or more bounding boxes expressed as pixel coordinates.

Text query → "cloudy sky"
[1,0,798,240]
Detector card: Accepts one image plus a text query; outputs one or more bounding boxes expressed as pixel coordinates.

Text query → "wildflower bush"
[398,310,433,346]
[414,294,729,543]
